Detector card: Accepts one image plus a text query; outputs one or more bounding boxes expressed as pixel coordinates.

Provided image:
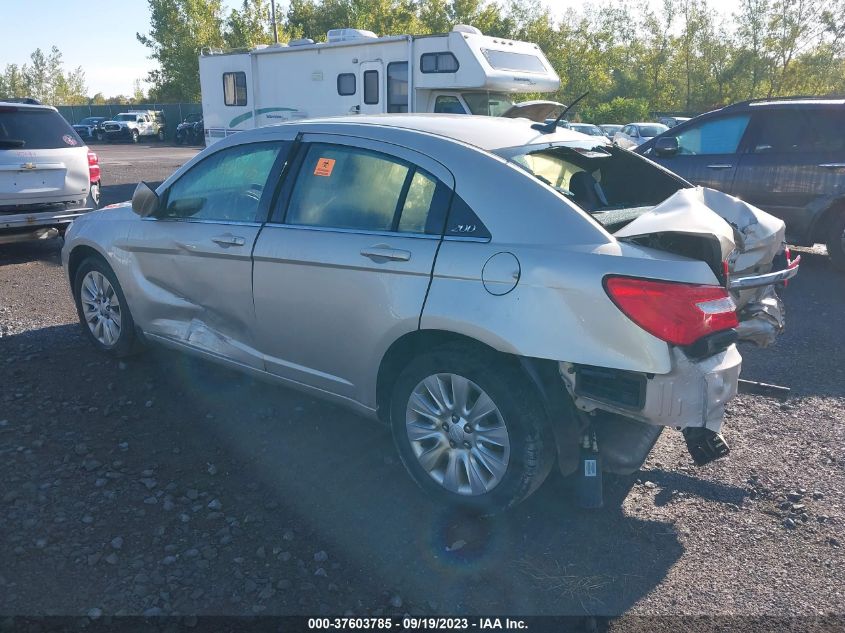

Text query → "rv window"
[434,96,467,114]
[480,49,546,74]
[363,70,379,105]
[337,73,356,96]
[420,52,459,73]
[387,62,408,113]
[223,71,247,106]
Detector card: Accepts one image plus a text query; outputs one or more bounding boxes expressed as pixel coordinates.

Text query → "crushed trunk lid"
[613,187,799,347]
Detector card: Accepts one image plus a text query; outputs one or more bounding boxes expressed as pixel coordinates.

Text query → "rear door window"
[0,108,82,150]
[750,109,845,154]
[284,143,443,234]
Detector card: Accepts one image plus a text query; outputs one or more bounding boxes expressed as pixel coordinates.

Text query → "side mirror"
[132,181,161,217]
[654,136,679,157]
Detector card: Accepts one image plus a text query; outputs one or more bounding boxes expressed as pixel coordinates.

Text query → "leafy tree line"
[0,47,88,105]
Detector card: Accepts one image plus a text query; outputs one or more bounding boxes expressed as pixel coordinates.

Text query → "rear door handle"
[706,164,733,170]
[211,234,246,247]
[818,163,845,169]
[360,245,411,262]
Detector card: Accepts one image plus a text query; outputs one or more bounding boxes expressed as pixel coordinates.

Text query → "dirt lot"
[1,143,843,623]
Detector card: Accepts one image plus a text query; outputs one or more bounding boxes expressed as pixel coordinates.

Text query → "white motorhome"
[199,25,560,145]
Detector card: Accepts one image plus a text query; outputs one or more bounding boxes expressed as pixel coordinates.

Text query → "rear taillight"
[604,276,738,346]
[87,151,100,183]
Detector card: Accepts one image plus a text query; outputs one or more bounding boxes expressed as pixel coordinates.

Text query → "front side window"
[363,70,379,105]
[285,143,440,233]
[434,95,466,114]
[223,71,247,106]
[461,92,515,116]
[337,73,356,96]
[420,52,459,73]
[161,142,283,222]
[480,49,546,73]
[387,62,408,113]
[675,115,750,155]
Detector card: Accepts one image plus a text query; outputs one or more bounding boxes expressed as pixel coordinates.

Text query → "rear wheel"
[827,211,845,273]
[390,344,555,513]
[73,257,140,357]
[158,129,166,142]
[87,181,101,209]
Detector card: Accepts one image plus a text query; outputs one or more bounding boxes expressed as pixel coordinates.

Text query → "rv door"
[359,61,383,114]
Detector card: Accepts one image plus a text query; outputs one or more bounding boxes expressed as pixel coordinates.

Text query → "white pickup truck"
[102,110,166,143]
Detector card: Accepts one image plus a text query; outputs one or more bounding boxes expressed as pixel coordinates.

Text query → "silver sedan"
[62,115,797,511]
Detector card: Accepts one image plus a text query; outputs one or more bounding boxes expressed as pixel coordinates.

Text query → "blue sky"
[1,0,734,97]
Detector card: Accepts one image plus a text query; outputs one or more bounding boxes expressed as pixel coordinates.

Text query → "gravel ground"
[0,144,843,622]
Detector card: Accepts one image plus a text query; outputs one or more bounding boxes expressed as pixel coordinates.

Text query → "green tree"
[137,0,226,101]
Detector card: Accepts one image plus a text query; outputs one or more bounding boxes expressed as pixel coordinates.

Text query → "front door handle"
[360,245,411,262]
[211,234,246,247]
[706,164,733,170]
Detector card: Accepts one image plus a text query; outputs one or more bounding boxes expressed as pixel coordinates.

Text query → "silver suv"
[62,116,797,511]
[1,101,100,244]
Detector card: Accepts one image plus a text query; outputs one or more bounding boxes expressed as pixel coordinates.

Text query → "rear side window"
[0,108,82,150]
[223,71,247,106]
[285,143,443,234]
[675,115,750,155]
[445,194,491,240]
[751,109,845,154]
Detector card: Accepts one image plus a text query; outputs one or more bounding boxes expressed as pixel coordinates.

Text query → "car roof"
[0,100,58,113]
[266,114,595,151]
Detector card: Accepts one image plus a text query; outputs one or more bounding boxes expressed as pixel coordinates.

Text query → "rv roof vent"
[289,38,315,46]
[327,28,378,43]
[452,24,482,35]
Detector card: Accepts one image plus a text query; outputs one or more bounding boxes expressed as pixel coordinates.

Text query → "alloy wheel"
[80,270,122,347]
[405,373,510,496]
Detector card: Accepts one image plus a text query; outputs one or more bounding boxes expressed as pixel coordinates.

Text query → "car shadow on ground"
[1,323,686,617]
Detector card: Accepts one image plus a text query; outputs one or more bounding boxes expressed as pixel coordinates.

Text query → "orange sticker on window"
[313,158,335,177]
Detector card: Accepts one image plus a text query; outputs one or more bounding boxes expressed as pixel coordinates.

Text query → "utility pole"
[270,0,278,44]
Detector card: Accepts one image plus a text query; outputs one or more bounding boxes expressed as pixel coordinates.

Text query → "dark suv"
[636,98,845,270]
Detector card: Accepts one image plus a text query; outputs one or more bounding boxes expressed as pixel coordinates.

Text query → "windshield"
[78,118,99,125]
[115,114,138,121]
[638,124,668,137]
[495,142,685,216]
[462,92,516,116]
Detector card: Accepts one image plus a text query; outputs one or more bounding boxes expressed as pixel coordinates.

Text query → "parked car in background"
[103,110,166,143]
[568,122,605,137]
[72,116,107,142]
[613,123,669,149]
[0,100,100,244]
[175,113,204,145]
[637,97,845,271]
[598,124,622,140]
[658,116,691,128]
[62,115,796,511]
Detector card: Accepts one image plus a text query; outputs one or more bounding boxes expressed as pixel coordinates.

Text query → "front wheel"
[390,345,555,513]
[131,129,139,144]
[158,129,166,142]
[73,257,140,357]
[827,211,845,273]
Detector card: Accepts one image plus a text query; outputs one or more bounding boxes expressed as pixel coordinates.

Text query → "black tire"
[827,211,845,273]
[390,344,555,513]
[158,129,166,142]
[95,131,104,142]
[131,129,139,144]
[174,133,183,146]
[73,257,141,357]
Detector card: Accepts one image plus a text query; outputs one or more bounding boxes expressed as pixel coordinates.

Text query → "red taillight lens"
[87,151,100,183]
[604,276,738,346]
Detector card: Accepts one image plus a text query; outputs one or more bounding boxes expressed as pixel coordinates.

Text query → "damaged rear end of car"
[492,137,798,503]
